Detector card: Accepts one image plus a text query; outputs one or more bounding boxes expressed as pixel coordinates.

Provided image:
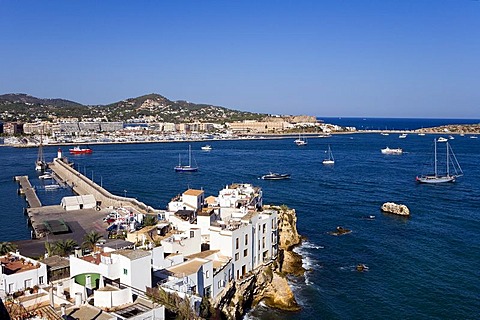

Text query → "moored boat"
[175,145,198,172]
[69,146,93,154]
[416,139,463,184]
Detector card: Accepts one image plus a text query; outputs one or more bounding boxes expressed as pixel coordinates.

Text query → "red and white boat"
[69,146,93,154]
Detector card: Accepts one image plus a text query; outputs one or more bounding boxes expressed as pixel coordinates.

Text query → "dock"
[48,157,153,214]
[14,176,42,208]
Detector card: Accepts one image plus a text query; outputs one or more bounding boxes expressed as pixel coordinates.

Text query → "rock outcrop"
[381,202,410,216]
[212,205,303,319]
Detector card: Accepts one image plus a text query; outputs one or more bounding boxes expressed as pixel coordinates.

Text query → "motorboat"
[39,173,53,180]
[437,137,448,142]
[381,147,403,155]
[201,145,212,151]
[69,146,93,154]
[399,133,408,139]
[261,172,291,180]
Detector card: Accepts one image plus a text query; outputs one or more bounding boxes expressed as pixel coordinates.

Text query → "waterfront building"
[0,252,47,295]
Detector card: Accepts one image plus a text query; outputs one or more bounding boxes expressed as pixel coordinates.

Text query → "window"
[245,234,248,245]
[235,253,239,261]
[190,230,195,238]
[263,224,266,233]
[262,236,266,248]
[25,279,32,288]
[123,268,128,275]
[206,270,210,278]
[236,238,239,250]
[8,283,14,293]
[39,276,44,285]
[244,249,248,257]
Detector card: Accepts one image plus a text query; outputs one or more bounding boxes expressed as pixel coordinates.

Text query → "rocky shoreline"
[212,205,304,319]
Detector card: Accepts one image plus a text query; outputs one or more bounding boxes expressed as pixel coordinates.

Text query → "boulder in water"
[381,202,410,216]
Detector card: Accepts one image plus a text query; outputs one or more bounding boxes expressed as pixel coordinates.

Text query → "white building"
[70,249,151,292]
[0,252,47,295]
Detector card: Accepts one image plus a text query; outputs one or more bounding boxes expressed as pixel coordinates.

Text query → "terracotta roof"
[183,189,204,196]
[205,196,217,204]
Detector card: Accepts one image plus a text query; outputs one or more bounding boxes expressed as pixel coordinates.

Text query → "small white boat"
[418,133,426,136]
[260,172,291,180]
[201,145,212,151]
[449,135,455,140]
[437,137,448,142]
[39,173,53,180]
[471,136,478,139]
[399,133,408,139]
[322,145,335,165]
[44,184,61,190]
[380,133,389,136]
[295,132,308,146]
[381,147,403,155]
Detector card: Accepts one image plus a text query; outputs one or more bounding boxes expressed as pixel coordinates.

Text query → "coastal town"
[2,148,303,319]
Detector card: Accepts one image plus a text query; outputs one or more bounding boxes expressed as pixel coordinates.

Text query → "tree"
[0,242,17,255]
[143,215,157,227]
[54,239,77,257]
[44,241,56,257]
[82,231,103,252]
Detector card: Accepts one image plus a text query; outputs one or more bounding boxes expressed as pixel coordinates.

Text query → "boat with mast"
[322,145,335,165]
[174,145,198,172]
[416,139,463,184]
[294,132,307,146]
[35,134,47,172]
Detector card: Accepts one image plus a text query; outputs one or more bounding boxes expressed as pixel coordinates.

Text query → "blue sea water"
[1,119,479,319]
[319,117,480,130]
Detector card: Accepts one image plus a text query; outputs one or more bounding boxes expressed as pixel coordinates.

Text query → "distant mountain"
[0,93,266,123]
[0,93,83,108]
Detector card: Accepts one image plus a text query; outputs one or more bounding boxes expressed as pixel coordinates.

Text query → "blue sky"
[1,0,479,118]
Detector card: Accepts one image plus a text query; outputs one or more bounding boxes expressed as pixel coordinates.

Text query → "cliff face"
[213,205,304,319]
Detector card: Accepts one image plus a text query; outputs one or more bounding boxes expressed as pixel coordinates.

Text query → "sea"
[1,118,479,319]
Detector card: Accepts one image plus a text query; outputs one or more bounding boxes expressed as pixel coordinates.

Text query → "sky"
[1,0,479,118]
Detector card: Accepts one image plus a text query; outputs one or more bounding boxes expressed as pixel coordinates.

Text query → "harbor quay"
[13,151,156,258]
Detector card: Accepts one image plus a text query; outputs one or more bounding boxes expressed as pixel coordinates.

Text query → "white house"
[161,258,214,298]
[0,252,47,295]
[161,227,201,256]
[70,249,151,292]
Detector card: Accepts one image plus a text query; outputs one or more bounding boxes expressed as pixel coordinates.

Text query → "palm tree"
[82,231,103,252]
[0,242,17,255]
[44,241,56,257]
[54,239,77,257]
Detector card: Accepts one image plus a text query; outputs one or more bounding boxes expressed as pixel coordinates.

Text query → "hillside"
[0,93,266,123]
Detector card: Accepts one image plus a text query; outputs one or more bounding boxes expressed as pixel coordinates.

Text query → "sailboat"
[416,139,463,184]
[35,134,47,172]
[322,145,335,165]
[294,132,307,146]
[174,145,198,172]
